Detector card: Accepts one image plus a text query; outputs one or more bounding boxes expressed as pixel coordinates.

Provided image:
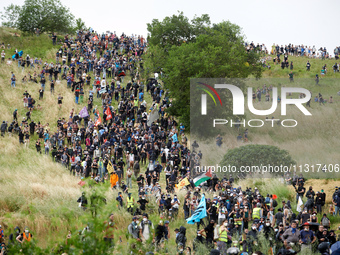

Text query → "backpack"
[272,199,278,207]
[265,197,270,204]
[321,217,330,227]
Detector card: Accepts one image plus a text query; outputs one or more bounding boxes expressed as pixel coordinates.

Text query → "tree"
[220,144,296,177]
[1,0,74,34]
[74,18,86,32]
[147,11,210,48]
[145,13,263,131]
[0,4,22,28]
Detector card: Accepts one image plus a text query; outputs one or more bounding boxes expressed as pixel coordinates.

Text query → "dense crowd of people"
[1,31,340,255]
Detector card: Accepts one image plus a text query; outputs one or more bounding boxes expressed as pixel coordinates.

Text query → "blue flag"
[186,194,207,224]
[172,133,178,142]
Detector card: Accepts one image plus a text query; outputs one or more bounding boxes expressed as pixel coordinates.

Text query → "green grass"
[261,54,339,78]
[0,27,60,61]
[0,27,340,254]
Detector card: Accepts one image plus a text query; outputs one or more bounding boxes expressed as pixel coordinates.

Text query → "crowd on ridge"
[0,30,340,255]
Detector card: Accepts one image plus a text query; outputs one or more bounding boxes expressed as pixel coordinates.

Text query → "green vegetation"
[0,27,60,59]
[145,12,263,128]
[1,0,78,34]
[220,144,296,175]
[0,19,340,254]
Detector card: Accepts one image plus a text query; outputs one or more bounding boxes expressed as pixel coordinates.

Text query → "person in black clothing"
[13,109,18,121]
[29,121,36,135]
[52,33,57,45]
[136,174,145,188]
[146,173,152,186]
[50,80,55,94]
[155,221,166,246]
[8,226,21,245]
[296,183,305,203]
[137,196,149,212]
[316,225,328,244]
[39,87,44,100]
[77,192,88,210]
[183,194,190,219]
[198,220,216,248]
[0,121,7,136]
[18,130,24,144]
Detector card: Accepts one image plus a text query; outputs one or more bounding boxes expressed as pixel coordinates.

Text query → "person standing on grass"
[319,93,325,105]
[13,109,18,121]
[288,72,294,82]
[75,87,80,104]
[35,138,41,154]
[58,94,63,109]
[126,167,132,189]
[0,121,7,137]
[41,75,46,91]
[11,74,16,88]
[1,50,5,63]
[39,87,44,100]
[24,131,30,148]
[50,80,55,94]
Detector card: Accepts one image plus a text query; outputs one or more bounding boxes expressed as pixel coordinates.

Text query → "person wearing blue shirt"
[299,224,316,251]
[179,123,185,134]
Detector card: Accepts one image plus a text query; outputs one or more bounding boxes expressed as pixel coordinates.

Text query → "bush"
[220,144,296,177]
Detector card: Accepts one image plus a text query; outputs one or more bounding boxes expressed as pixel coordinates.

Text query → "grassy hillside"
[0,29,339,253]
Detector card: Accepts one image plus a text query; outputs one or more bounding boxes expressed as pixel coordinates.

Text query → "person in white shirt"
[1,50,5,63]
[128,153,134,168]
[139,213,154,242]
[171,195,181,217]
[164,147,169,160]
[164,164,172,186]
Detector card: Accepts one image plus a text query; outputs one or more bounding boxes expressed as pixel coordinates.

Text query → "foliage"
[1,0,75,34]
[74,18,87,32]
[147,11,211,48]
[0,4,21,28]
[220,144,296,175]
[145,13,263,129]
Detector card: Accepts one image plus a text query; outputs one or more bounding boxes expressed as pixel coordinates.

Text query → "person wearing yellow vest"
[126,193,135,214]
[217,219,229,255]
[16,228,32,243]
[252,204,263,220]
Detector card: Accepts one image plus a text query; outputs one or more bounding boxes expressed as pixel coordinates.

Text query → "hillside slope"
[0,29,339,252]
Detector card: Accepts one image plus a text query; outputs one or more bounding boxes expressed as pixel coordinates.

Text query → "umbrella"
[272,194,277,199]
[298,222,320,232]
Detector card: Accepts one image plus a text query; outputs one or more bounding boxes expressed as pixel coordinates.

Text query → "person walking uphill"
[1,121,7,137]
[126,193,135,214]
[77,192,88,211]
[128,216,141,242]
[175,226,187,252]
[11,74,16,88]
[139,213,155,243]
